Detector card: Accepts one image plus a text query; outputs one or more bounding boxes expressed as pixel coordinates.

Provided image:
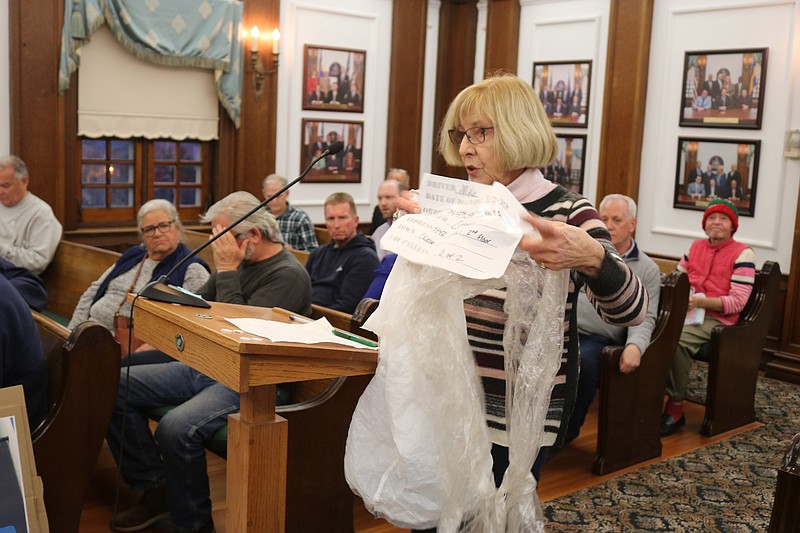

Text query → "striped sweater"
[466,184,648,448]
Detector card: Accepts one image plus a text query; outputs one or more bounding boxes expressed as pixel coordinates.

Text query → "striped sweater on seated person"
[466,186,648,449]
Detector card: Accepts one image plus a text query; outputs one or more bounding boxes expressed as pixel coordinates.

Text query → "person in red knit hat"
[661,199,756,435]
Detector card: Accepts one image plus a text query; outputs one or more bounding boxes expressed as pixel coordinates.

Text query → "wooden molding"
[596,0,654,204]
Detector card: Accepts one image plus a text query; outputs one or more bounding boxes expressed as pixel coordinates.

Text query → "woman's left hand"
[518,214,605,277]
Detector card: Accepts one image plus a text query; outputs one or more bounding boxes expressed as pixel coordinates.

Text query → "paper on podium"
[224,316,378,350]
[381,173,533,279]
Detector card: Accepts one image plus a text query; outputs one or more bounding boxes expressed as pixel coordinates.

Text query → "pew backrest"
[31,311,120,533]
[40,240,121,320]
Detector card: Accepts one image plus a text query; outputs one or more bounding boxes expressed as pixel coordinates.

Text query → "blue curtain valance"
[58,0,243,127]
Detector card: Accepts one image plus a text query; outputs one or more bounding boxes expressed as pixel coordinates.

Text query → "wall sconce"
[249,26,280,99]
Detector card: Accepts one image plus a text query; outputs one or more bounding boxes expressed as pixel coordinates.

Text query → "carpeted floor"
[543,361,798,531]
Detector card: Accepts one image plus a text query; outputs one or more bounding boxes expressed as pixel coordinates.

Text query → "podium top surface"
[131,297,377,390]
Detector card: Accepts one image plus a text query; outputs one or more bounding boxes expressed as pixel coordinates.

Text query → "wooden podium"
[131,298,378,532]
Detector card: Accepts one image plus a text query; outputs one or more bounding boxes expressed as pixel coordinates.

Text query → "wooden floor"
[77,399,759,532]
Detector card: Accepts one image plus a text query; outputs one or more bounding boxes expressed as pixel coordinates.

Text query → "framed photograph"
[543,134,586,193]
[302,45,366,112]
[532,60,592,128]
[674,137,760,216]
[301,119,363,183]
[679,48,768,129]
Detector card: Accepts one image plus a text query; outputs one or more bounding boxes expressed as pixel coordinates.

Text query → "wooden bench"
[696,260,781,436]
[769,431,800,532]
[39,240,121,322]
[593,271,690,475]
[31,311,121,533]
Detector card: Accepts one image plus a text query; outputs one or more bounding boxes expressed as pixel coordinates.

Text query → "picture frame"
[679,48,768,129]
[0,386,48,533]
[674,137,760,216]
[301,119,363,183]
[532,60,592,128]
[544,134,586,194]
[302,45,366,113]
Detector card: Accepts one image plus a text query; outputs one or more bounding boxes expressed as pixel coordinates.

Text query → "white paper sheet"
[224,316,378,350]
[381,173,532,279]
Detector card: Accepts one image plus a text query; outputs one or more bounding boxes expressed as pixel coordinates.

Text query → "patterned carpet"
[543,361,798,532]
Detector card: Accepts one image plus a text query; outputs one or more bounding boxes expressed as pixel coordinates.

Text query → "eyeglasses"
[140,220,174,236]
[447,126,494,145]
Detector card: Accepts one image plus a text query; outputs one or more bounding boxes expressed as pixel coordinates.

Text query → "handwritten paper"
[381,173,531,279]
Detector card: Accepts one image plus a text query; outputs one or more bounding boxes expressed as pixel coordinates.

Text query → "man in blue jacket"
[306,192,378,313]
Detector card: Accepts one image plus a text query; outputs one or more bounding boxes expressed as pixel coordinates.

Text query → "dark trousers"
[565,333,612,443]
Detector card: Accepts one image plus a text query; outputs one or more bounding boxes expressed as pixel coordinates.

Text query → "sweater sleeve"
[583,235,648,328]
[624,258,661,356]
[182,262,212,294]
[67,265,113,329]
[720,247,756,315]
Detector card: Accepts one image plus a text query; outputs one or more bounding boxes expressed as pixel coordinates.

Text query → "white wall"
[517,0,612,204]
[1,0,10,156]
[637,0,800,270]
[275,0,393,224]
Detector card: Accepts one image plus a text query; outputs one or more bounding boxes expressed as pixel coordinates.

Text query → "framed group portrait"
[532,60,592,128]
[674,137,760,216]
[302,45,366,113]
[679,48,768,129]
[543,134,586,193]
[301,119,363,183]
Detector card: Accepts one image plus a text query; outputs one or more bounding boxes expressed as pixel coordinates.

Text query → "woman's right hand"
[395,190,420,218]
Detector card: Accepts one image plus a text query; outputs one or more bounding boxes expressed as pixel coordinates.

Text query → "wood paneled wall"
[386,0,428,189]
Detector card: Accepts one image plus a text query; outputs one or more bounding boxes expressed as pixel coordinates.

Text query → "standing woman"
[400,74,647,529]
[68,199,210,344]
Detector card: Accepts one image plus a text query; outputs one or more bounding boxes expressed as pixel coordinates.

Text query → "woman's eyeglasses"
[447,126,494,145]
[140,221,174,236]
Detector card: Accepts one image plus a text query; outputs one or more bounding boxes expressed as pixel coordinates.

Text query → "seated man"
[306,192,378,313]
[0,155,62,274]
[687,174,706,198]
[262,173,318,251]
[371,178,406,260]
[371,168,411,233]
[0,275,47,429]
[565,194,661,442]
[106,192,312,533]
[692,89,712,111]
[661,199,755,435]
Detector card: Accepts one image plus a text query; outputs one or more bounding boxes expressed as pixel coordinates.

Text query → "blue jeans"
[565,333,612,443]
[106,361,240,533]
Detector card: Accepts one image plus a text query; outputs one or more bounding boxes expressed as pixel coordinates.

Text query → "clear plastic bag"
[345,246,568,532]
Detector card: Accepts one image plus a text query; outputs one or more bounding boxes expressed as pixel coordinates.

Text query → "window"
[79,138,210,224]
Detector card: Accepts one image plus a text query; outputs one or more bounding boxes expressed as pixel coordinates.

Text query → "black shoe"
[110,486,170,531]
[660,412,686,436]
[195,520,216,533]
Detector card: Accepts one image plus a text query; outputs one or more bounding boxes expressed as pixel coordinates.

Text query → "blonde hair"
[438,73,558,172]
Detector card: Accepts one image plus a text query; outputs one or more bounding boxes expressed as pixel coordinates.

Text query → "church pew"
[593,271,690,475]
[769,431,800,532]
[39,240,120,322]
[697,260,781,436]
[31,311,121,533]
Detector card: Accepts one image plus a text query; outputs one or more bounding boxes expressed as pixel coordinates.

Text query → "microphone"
[138,141,345,308]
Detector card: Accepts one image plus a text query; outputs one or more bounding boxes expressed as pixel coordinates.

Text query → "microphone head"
[327,141,344,155]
